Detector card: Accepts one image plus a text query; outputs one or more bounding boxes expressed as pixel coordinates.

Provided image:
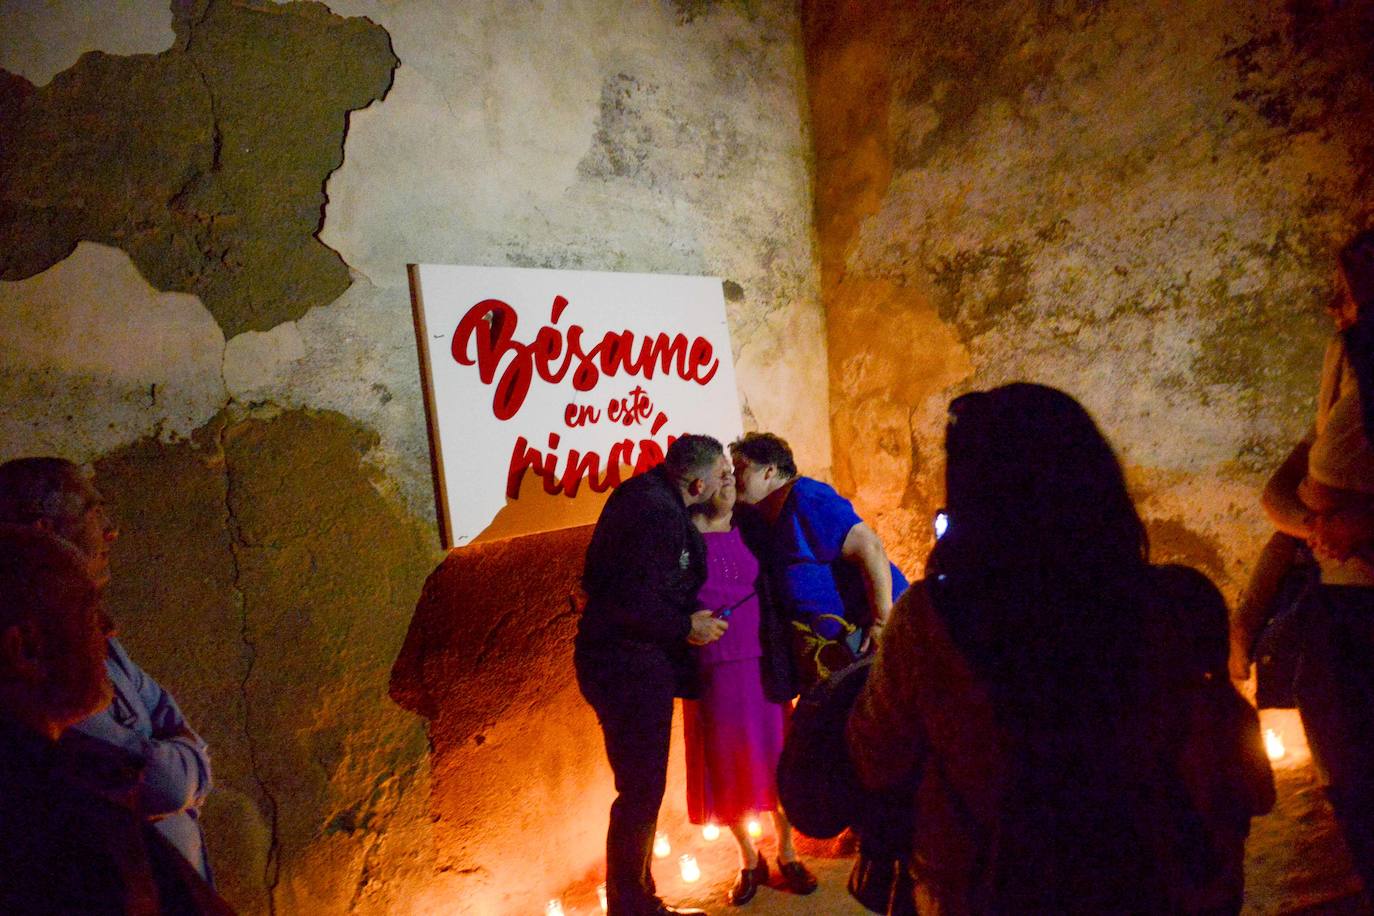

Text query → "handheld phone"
[714,589,755,619]
[934,509,949,540]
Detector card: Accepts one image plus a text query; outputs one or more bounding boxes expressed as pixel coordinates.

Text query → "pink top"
[694,527,763,666]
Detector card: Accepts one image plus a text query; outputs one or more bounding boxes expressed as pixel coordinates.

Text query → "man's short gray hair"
[662,434,724,483]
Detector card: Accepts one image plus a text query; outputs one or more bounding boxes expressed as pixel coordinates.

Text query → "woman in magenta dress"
[683,475,816,906]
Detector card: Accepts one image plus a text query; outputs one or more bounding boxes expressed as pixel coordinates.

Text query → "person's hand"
[859,619,886,654]
[688,609,728,646]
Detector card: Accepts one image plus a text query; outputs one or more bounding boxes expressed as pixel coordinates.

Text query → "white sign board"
[409,264,744,548]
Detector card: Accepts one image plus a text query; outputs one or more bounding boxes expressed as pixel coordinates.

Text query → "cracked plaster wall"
[1,0,825,913]
[802,0,1373,908]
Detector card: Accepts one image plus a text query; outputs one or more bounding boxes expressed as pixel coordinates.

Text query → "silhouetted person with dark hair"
[730,432,907,686]
[1259,226,1374,892]
[0,525,232,914]
[0,457,214,882]
[848,383,1273,913]
[575,434,732,916]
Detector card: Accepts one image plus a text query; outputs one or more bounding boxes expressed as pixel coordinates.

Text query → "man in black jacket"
[576,435,731,916]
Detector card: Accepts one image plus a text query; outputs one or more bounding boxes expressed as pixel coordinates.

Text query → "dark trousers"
[576,647,676,916]
[1296,585,1374,890]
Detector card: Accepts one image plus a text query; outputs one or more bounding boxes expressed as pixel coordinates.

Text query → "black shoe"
[729,859,769,906]
[778,858,818,895]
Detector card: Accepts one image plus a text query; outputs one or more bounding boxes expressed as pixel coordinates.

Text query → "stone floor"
[554,707,1368,916]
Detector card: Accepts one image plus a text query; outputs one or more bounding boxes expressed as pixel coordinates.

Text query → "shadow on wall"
[391,526,642,913]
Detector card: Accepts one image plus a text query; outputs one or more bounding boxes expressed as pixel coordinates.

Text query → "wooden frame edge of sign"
[407,264,456,551]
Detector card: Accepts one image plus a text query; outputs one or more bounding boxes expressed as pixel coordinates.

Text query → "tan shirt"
[1308,336,1374,585]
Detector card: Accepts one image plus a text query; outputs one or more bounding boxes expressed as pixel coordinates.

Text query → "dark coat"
[846,567,1274,914]
[577,466,706,698]
[0,719,232,915]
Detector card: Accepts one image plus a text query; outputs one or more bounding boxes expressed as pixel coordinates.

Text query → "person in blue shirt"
[0,526,231,915]
[0,457,214,883]
[730,433,908,685]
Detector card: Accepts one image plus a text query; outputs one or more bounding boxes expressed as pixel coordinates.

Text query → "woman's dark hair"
[930,383,1160,906]
[933,383,1151,721]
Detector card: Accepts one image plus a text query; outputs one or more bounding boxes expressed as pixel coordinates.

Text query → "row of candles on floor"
[545,819,765,915]
[545,731,1293,915]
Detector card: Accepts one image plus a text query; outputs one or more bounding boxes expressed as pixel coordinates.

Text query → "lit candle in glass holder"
[545,900,565,916]
[596,882,608,913]
[1264,728,1286,761]
[746,817,762,839]
[702,822,720,841]
[679,853,701,883]
[653,832,671,858]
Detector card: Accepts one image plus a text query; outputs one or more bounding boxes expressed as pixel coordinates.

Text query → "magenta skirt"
[683,657,789,825]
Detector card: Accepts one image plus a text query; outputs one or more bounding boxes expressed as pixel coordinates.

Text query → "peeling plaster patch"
[883,0,1069,171]
[318,1,608,287]
[221,408,435,913]
[222,280,435,527]
[91,417,265,912]
[0,0,398,337]
[0,0,174,86]
[0,242,226,461]
[930,242,1033,343]
[91,407,437,914]
[222,322,307,396]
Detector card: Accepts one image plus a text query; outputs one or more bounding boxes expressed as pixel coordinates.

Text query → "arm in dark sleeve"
[847,588,927,790]
[583,488,695,645]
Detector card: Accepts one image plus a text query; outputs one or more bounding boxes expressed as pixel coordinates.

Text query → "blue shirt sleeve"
[774,479,861,627]
[788,478,862,563]
[774,479,909,633]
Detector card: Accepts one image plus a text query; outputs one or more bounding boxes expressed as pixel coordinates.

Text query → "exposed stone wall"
[803,0,1374,594]
[0,2,825,913]
[802,0,1373,907]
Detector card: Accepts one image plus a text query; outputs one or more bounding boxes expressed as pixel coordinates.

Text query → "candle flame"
[746,817,762,839]
[702,823,720,841]
[1264,728,1286,761]
[679,853,701,883]
[653,832,671,858]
